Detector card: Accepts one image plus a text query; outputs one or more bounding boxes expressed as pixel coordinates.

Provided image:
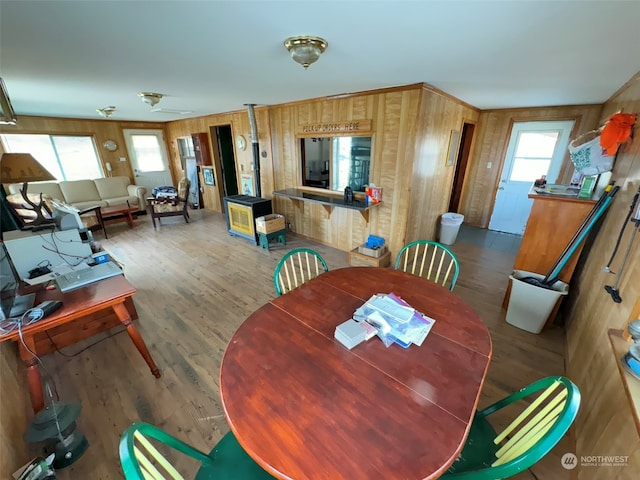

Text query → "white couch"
[6,176,147,211]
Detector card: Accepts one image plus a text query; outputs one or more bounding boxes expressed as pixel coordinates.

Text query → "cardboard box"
[255,214,286,234]
[349,248,391,268]
[357,244,388,258]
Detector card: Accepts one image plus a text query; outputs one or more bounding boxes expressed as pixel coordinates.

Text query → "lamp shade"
[0,153,56,183]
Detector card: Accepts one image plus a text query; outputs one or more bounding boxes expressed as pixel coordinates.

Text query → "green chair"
[119,422,275,480]
[442,376,581,479]
[394,240,460,291]
[273,248,329,296]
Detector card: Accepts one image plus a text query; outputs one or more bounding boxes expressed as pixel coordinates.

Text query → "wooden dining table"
[219,267,492,480]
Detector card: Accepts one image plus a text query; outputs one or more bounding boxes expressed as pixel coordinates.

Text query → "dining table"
[219,267,492,479]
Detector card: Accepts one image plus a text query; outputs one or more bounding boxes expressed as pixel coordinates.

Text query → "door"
[448,122,475,212]
[489,120,574,234]
[123,129,172,193]
[215,125,238,197]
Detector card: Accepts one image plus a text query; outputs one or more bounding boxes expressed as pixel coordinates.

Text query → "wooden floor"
[24,210,574,479]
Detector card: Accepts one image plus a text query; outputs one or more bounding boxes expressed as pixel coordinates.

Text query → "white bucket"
[506,270,569,334]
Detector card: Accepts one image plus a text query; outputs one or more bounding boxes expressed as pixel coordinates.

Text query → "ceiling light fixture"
[284,35,328,69]
[96,106,116,118]
[138,92,163,107]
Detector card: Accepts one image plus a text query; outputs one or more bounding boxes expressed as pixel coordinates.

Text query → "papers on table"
[353,293,435,348]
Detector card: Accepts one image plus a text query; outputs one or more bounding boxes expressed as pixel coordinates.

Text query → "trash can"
[506,270,569,334]
[439,213,464,245]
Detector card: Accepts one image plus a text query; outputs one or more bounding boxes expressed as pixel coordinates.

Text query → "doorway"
[122,129,172,193]
[209,125,238,208]
[448,122,475,213]
[489,120,575,234]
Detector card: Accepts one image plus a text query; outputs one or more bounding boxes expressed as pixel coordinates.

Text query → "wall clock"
[103,140,118,152]
[236,135,247,151]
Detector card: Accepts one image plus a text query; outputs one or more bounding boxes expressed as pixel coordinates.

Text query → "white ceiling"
[1,1,640,123]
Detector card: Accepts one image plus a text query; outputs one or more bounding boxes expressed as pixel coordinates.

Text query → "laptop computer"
[54,262,123,293]
[0,242,36,321]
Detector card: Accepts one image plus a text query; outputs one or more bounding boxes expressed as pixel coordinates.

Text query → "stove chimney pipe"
[245,104,261,198]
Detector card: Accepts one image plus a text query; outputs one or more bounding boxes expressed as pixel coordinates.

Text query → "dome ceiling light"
[138,92,163,107]
[96,106,116,118]
[284,35,328,69]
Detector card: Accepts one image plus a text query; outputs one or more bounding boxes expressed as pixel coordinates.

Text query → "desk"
[220,267,491,480]
[0,275,161,412]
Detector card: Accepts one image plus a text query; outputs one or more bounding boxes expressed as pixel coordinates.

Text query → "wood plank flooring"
[20,210,574,479]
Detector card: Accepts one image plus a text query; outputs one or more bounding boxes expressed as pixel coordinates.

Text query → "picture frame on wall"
[202,167,215,186]
[240,173,254,196]
[446,130,461,167]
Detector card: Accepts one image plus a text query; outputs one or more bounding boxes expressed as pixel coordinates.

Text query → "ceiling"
[1,1,640,123]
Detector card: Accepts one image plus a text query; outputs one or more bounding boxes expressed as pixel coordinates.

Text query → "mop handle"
[546,186,620,283]
[542,189,610,282]
[604,187,640,269]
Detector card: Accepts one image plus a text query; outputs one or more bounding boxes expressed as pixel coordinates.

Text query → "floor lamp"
[0,153,56,227]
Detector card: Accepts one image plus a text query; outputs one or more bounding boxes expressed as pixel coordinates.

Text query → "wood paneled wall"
[269,87,419,255]
[163,84,475,255]
[164,108,275,213]
[263,84,479,256]
[0,116,166,182]
[566,72,640,479]
[461,104,603,227]
[406,85,479,242]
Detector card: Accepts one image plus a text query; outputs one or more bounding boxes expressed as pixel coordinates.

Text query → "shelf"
[607,329,640,436]
[273,188,381,223]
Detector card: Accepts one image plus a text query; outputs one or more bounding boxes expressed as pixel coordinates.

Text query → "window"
[1,134,103,181]
[129,134,165,172]
[509,131,560,182]
[300,135,372,192]
[177,137,195,171]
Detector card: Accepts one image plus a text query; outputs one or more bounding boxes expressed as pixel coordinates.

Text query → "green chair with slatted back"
[273,248,329,296]
[394,240,460,291]
[119,422,275,480]
[442,376,580,479]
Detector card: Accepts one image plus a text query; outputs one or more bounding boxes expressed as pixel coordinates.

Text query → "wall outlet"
[486,162,492,169]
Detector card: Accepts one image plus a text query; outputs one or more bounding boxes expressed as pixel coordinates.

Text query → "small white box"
[334,319,367,350]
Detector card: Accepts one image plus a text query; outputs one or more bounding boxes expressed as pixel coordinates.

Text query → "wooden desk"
[0,275,160,412]
[220,267,492,480]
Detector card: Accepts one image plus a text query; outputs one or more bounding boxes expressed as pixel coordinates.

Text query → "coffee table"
[98,204,138,238]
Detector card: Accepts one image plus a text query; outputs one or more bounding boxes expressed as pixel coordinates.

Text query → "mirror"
[300,136,372,192]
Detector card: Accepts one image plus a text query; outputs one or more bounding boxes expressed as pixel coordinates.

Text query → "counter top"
[528,186,597,204]
[273,188,380,212]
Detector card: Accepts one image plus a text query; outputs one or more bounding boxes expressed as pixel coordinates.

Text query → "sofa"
[6,176,147,211]
[3,176,147,230]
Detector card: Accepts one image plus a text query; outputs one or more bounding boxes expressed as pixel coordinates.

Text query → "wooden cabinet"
[192,132,212,166]
[504,190,597,325]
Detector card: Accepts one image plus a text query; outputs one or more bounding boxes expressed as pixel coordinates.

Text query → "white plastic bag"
[568,130,614,175]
